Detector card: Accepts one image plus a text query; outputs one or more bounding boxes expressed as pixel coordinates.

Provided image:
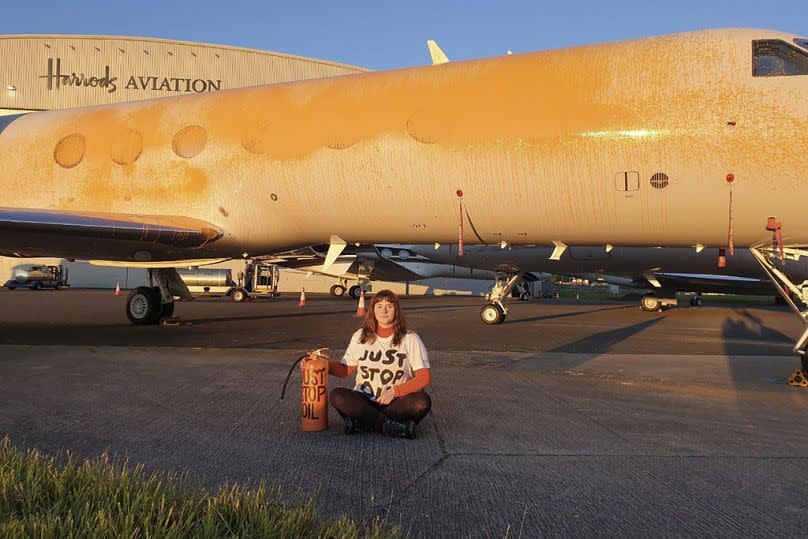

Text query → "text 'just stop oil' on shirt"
[341,329,430,400]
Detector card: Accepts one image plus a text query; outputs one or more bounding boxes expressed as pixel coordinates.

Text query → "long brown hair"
[359,289,408,346]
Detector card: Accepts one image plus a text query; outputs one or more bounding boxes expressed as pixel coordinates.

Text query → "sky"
[1,1,806,70]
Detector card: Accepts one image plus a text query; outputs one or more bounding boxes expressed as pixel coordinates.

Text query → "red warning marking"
[458,199,464,256]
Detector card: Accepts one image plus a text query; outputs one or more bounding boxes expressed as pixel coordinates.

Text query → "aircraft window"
[753,40,808,77]
[796,38,808,51]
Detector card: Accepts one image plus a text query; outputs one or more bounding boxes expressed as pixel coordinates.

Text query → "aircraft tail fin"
[427,40,450,65]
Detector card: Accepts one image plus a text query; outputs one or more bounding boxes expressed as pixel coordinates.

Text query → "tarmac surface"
[1,289,807,537]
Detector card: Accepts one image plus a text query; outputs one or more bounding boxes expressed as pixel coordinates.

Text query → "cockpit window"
[753,39,808,76]
[796,38,808,51]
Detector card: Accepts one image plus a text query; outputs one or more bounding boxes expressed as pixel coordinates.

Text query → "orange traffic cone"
[298,287,307,307]
[355,290,366,317]
[114,282,121,296]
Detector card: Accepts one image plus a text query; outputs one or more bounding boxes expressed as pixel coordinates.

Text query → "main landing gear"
[329,279,366,299]
[480,273,521,325]
[126,268,191,325]
[750,246,808,387]
[640,292,678,312]
[329,279,347,297]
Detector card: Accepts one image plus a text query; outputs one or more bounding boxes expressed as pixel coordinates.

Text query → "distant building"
[0,34,368,116]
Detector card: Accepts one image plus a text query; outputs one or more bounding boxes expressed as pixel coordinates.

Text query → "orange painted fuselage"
[1,28,806,262]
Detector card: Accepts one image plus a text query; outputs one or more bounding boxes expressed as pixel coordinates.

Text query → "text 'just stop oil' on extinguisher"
[280,348,330,431]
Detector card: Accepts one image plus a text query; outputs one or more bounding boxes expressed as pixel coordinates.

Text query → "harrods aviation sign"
[38,58,223,95]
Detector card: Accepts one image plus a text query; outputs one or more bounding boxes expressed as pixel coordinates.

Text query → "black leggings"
[330,387,431,431]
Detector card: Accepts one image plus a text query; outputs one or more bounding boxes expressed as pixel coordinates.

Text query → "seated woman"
[327,289,432,439]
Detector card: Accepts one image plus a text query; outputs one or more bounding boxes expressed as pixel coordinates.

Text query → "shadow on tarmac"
[548,317,665,355]
[507,304,634,325]
[723,307,797,390]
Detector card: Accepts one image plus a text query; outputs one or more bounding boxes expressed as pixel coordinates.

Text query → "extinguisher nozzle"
[280,354,308,402]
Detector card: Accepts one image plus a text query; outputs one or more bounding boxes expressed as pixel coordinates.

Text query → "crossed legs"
[330,387,431,432]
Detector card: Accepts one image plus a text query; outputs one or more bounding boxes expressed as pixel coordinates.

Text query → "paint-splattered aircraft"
[1,28,807,376]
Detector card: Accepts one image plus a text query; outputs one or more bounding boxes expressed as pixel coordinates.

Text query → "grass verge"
[0,436,400,538]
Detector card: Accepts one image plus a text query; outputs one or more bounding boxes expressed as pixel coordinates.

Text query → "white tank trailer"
[5,265,69,290]
[176,263,280,302]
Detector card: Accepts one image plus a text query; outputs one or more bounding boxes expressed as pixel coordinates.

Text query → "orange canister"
[300,351,329,431]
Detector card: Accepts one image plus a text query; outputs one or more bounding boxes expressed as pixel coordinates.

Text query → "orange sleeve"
[393,368,431,397]
[328,361,357,378]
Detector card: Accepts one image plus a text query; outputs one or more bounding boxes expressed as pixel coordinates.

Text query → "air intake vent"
[650,172,669,189]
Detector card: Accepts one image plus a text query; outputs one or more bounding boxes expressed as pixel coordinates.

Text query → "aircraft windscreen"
[753,39,808,76]
[796,38,808,51]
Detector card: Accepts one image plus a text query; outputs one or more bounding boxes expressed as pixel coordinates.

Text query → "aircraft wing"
[0,207,223,262]
[265,245,424,282]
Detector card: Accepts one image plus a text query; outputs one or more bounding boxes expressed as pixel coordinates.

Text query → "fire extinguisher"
[280,348,330,431]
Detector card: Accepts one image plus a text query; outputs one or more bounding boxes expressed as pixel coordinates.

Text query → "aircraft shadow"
[506,304,634,325]
[723,307,796,391]
[547,316,664,355]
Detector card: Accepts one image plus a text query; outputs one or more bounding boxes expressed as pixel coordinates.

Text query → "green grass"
[0,437,400,539]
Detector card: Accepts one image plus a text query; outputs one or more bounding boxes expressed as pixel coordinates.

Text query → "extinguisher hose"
[280,354,308,402]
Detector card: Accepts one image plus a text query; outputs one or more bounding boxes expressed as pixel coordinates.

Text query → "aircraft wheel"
[481,303,506,325]
[520,292,531,301]
[349,285,361,299]
[232,288,248,302]
[126,286,162,325]
[330,284,346,297]
[641,294,661,312]
[693,296,703,307]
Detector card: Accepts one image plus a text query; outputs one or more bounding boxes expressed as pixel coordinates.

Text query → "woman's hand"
[377,387,396,405]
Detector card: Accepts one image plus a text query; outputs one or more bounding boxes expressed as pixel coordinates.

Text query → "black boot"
[382,418,415,439]
[344,417,359,435]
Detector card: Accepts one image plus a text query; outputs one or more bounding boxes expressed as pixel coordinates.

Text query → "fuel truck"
[177,261,280,302]
[4,264,69,290]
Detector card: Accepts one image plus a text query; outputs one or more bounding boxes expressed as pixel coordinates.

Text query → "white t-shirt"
[341,329,430,400]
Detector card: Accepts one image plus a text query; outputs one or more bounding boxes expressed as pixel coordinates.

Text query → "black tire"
[349,285,361,299]
[126,286,162,325]
[480,303,506,325]
[331,284,346,297]
[232,288,248,302]
[640,294,661,312]
[693,297,703,307]
[520,292,530,301]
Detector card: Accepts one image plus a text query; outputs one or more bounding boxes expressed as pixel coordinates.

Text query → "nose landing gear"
[480,273,521,325]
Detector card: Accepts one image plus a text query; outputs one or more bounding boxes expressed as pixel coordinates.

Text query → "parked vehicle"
[5,264,69,290]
